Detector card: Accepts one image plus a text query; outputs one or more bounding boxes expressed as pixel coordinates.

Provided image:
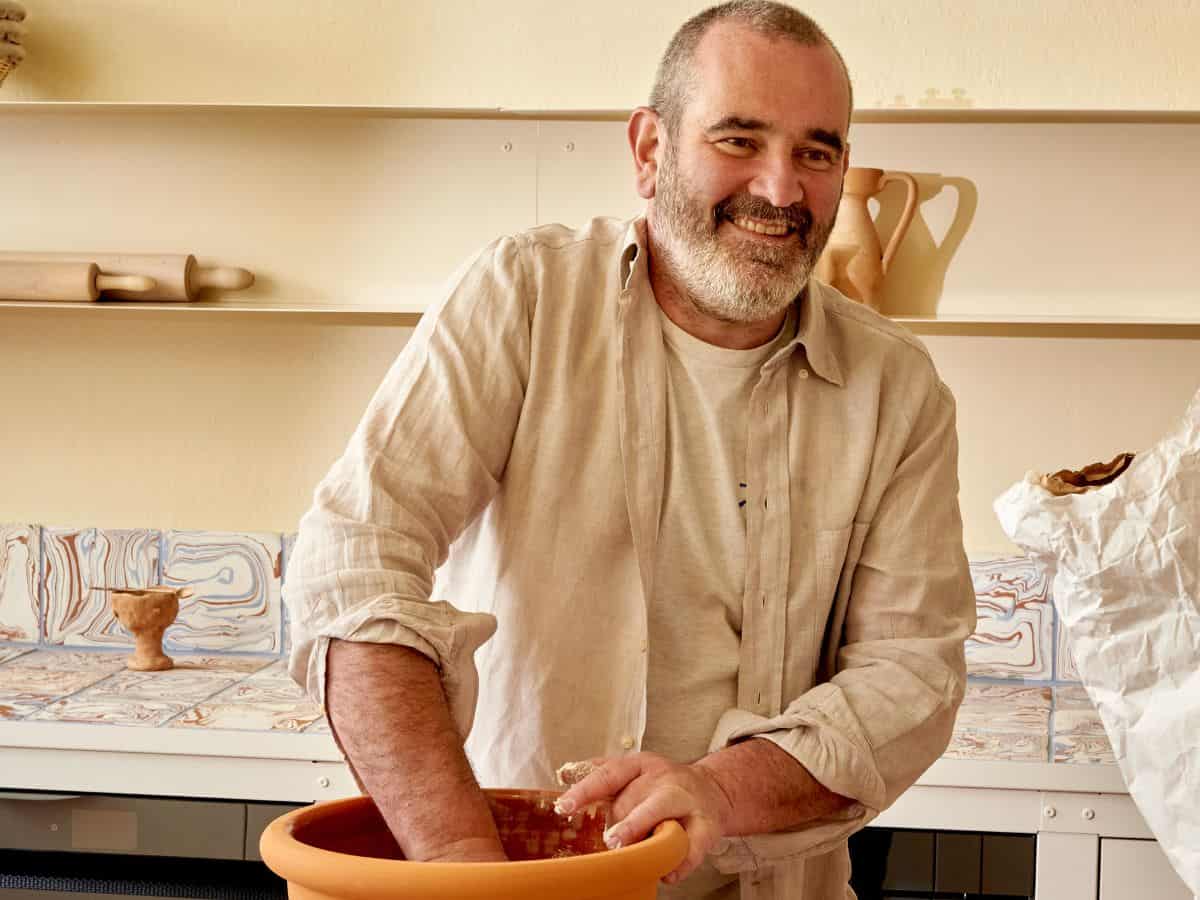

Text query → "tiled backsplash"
[966,554,1082,684]
[0,523,292,657]
[3,522,1081,686]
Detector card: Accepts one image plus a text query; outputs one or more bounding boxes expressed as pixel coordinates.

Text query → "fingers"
[604,785,722,883]
[554,754,644,814]
[602,781,688,847]
[554,758,601,787]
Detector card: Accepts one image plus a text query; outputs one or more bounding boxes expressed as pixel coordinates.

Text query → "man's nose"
[749,154,805,210]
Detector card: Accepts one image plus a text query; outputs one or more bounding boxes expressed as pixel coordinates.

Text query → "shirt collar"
[787,280,844,386]
[619,218,645,294]
[618,215,844,387]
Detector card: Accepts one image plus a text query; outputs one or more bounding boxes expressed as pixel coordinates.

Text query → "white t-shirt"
[645,303,797,900]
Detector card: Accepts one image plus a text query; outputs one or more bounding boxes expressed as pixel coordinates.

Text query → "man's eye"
[719,137,755,151]
[799,149,836,169]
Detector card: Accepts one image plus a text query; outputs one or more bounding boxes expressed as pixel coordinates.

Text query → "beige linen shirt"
[286,216,976,900]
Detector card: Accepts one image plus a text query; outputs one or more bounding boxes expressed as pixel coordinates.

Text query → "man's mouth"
[727,215,795,237]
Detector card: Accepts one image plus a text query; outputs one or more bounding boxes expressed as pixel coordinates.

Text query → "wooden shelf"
[5,300,1200,336]
[2,101,1199,124]
[0,299,422,324]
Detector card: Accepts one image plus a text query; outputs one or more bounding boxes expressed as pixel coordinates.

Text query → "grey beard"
[652,153,834,324]
[657,223,819,323]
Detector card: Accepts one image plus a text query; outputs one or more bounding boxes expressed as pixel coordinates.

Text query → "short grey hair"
[648,1,853,138]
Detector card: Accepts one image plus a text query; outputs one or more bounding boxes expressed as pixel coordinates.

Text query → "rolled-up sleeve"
[710,377,976,872]
[284,235,532,740]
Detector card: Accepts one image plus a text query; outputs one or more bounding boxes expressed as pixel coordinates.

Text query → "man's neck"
[645,238,791,352]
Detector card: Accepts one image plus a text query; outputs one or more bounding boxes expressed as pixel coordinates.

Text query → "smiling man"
[286,3,976,899]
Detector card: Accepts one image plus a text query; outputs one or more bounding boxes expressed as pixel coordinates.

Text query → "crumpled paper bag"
[994,385,1199,897]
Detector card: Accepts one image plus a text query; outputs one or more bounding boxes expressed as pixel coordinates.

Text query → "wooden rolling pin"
[0,252,254,301]
[0,261,156,302]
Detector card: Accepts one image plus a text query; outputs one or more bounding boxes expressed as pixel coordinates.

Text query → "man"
[286,2,976,897]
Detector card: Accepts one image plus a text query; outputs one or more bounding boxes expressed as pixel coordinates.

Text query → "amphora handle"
[877,171,919,274]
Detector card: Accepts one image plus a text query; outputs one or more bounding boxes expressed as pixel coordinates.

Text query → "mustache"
[714,195,812,233]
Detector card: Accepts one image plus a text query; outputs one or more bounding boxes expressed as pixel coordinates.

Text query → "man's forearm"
[325,638,504,861]
[694,737,854,836]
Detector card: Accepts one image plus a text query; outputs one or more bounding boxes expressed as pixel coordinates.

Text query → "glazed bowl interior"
[291,789,608,861]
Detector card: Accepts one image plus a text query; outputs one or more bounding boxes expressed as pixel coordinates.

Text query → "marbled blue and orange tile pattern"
[1055,621,1082,683]
[0,524,41,643]
[944,682,1052,762]
[169,659,322,732]
[42,527,160,648]
[966,556,1053,680]
[161,530,283,653]
[1053,685,1115,765]
[0,532,1120,763]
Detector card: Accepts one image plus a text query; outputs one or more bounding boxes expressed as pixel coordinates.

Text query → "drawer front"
[244,802,305,861]
[0,794,246,859]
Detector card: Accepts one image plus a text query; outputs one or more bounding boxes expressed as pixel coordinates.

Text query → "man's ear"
[628,107,662,200]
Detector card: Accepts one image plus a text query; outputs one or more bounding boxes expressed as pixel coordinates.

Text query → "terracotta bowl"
[260,791,687,900]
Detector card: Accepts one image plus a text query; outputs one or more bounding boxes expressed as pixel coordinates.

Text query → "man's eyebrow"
[704,116,846,155]
[704,115,768,134]
[808,128,845,155]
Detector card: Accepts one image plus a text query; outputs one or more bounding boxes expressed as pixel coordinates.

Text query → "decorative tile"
[6,649,128,673]
[82,669,238,705]
[966,556,1053,680]
[30,695,188,727]
[246,659,288,678]
[167,655,277,675]
[0,697,43,720]
[281,532,297,656]
[945,683,1052,762]
[0,646,34,665]
[0,666,114,700]
[212,677,307,705]
[954,683,1052,733]
[161,531,283,653]
[303,717,331,734]
[1053,686,1115,765]
[1055,621,1082,683]
[42,527,160,647]
[169,699,323,733]
[0,524,41,642]
[944,728,1049,762]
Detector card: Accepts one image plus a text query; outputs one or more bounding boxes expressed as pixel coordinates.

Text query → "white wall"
[6,1,1200,110]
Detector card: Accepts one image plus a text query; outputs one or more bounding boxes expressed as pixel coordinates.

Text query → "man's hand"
[553,752,734,885]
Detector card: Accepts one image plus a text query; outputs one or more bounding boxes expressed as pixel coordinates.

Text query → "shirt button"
[621,735,635,750]
[640,640,647,653]
[799,369,810,379]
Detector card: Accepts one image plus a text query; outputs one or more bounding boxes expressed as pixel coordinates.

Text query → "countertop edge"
[0,719,342,761]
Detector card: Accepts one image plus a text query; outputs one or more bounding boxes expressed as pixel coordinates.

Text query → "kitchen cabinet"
[0,793,246,859]
[1099,838,1192,900]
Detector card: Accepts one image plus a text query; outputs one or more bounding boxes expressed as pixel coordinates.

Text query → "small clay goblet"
[109,587,192,671]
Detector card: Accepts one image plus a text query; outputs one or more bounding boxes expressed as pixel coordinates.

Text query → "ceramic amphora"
[260,791,688,900]
[815,166,919,310]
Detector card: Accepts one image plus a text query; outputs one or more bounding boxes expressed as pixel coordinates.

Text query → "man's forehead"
[685,23,850,133]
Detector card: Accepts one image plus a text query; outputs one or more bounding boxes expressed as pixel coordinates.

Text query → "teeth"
[731,215,791,236]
